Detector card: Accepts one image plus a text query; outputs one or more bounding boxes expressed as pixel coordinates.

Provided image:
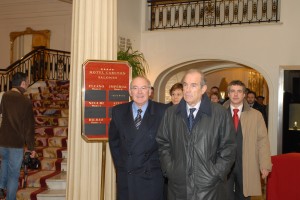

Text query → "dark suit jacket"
[252,101,268,127]
[109,100,167,200]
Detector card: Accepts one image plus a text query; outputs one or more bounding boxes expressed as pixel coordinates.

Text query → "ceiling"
[0,0,72,21]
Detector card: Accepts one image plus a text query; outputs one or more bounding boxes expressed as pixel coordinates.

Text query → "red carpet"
[17,80,69,200]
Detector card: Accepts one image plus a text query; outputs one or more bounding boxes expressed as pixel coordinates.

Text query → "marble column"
[67,0,117,199]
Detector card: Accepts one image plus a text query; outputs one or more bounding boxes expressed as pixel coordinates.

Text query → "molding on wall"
[58,0,72,3]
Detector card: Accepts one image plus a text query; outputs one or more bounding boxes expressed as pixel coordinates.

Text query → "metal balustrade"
[0,47,70,92]
[148,0,280,30]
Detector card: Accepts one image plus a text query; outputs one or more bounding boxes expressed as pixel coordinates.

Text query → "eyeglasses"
[130,86,150,92]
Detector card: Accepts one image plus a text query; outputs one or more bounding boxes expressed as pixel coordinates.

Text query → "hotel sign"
[82,60,131,141]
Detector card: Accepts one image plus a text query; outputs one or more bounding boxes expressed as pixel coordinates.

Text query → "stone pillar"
[67,0,117,199]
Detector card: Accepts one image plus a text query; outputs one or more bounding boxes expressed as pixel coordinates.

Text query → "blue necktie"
[134,109,143,129]
[188,108,196,132]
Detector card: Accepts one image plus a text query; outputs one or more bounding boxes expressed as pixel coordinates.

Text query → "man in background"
[149,86,155,100]
[223,80,272,200]
[256,96,265,106]
[157,69,236,200]
[109,76,167,200]
[0,72,36,200]
[246,91,268,127]
[210,86,220,95]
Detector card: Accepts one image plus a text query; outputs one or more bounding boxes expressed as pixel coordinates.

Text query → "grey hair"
[181,69,206,87]
[130,76,151,88]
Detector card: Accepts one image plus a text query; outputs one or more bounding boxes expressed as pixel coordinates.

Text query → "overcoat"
[109,100,167,200]
[223,99,272,196]
[156,94,236,200]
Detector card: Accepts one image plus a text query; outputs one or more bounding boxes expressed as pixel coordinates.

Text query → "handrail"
[0,47,71,92]
[148,0,281,30]
[1,46,70,71]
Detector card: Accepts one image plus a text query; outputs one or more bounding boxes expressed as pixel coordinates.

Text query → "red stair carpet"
[17,80,69,200]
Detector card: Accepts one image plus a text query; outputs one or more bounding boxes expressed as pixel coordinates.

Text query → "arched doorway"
[154,59,269,107]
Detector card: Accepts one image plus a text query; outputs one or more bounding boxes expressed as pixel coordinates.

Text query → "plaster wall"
[0,0,72,68]
[117,0,141,50]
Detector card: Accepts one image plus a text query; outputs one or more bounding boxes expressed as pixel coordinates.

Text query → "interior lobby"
[0,0,300,199]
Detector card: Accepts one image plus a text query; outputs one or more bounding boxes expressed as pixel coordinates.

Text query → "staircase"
[17,80,69,200]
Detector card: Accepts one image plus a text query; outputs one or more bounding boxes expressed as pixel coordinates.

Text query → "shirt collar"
[132,101,148,117]
[186,101,201,115]
[230,104,243,117]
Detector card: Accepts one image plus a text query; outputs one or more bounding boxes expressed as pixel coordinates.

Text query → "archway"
[154,59,269,105]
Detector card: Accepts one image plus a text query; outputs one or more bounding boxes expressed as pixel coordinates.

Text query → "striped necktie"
[134,109,143,129]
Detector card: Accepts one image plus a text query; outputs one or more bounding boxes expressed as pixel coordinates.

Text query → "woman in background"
[168,82,183,106]
[210,92,221,104]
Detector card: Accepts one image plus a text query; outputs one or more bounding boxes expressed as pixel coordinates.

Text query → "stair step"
[36,189,66,200]
[22,80,69,200]
[46,172,67,190]
[61,159,67,172]
[62,150,68,159]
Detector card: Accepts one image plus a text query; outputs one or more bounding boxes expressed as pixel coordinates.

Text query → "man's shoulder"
[113,102,131,111]
[150,101,169,114]
[253,102,265,110]
[211,102,227,114]
[152,101,168,108]
[244,106,263,118]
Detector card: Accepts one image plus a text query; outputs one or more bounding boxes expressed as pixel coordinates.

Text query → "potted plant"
[117,47,149,78]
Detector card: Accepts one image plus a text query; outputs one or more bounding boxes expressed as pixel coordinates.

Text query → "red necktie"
[233,108,239,131]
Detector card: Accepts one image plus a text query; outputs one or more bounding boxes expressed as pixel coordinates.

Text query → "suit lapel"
[124,101,136,128]
[130,101,155,149]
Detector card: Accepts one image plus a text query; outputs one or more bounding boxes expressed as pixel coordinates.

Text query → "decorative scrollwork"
[253,2,257,18]
[234,4,238,19]
[148,0,280,30]
[175,9,179,22]
[243,3,248,19]
[262,2,267,17]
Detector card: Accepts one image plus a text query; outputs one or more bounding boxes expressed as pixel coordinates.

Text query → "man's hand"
[25,149,37,158]
[30,150,37,158]
[261,169,270,179]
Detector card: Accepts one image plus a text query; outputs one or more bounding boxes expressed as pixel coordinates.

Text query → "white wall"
[137,0,300,155]
[0,0,72,68]
[117,0,141,50]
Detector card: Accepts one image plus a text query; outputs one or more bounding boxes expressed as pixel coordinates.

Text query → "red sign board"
[82,60,131,141]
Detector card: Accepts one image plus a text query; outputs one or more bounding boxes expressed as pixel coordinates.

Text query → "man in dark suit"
[109,76,167,200]
[246,91,268,127]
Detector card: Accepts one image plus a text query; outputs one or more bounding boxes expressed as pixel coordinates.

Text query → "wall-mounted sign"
[82,60,131,141]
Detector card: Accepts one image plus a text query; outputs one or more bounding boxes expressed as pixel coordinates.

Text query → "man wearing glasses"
[109,76,167,200]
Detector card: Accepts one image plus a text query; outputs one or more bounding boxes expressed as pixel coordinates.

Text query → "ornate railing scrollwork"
[0,47,70,92]
[148,0,280,30]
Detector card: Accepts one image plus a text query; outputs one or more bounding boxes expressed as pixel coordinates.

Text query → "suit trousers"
[226,163,250,200]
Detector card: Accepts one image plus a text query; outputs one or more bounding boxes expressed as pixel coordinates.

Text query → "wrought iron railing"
[0,46,70,91]
[148,0,280,30]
